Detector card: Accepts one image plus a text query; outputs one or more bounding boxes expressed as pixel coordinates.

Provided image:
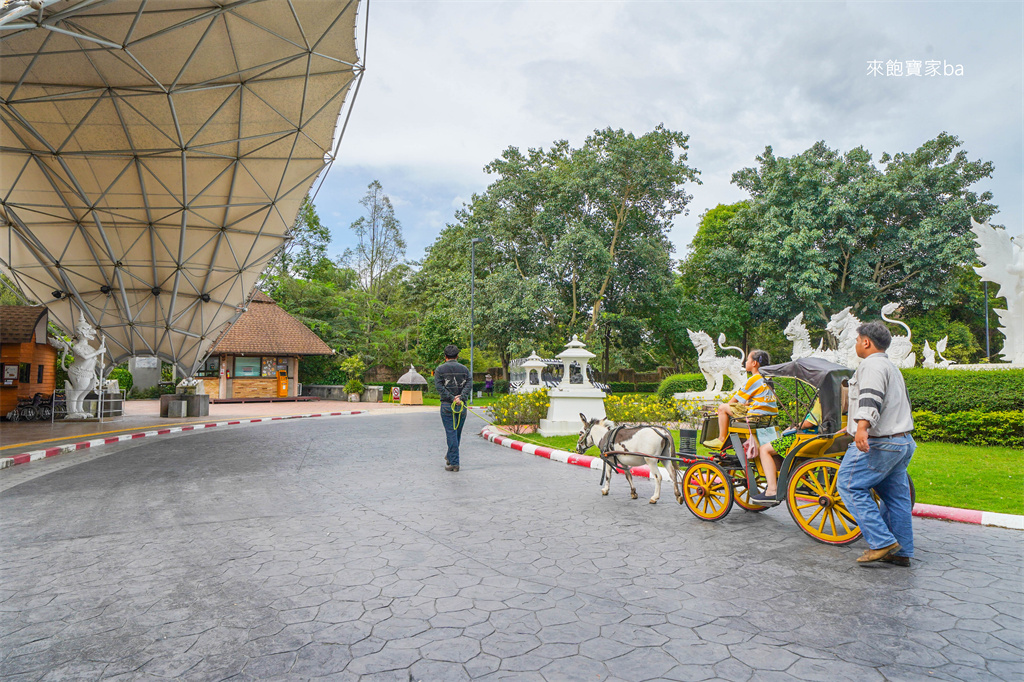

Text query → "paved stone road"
[1,412,1021,681]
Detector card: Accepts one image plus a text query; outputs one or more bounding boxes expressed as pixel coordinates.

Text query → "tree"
[262,194,332,283]
[730,133,996,326]
[414,125,700,375]
[568,125,701,336]
[347,181,406,298]
[474,264,552,378]
[677,202,757,349]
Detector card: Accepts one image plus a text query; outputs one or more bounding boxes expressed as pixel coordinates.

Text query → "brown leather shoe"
[444,464,460,472]
[856,542,901,564]
[880,555,911,567]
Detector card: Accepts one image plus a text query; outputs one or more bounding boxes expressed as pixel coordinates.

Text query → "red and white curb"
[480,426,1024,531]
[0,410,368,471]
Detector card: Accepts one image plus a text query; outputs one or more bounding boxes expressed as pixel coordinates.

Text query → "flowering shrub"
[604,394,680,423]
[488,389,549,427]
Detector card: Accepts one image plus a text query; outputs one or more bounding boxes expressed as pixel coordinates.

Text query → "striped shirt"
[735,373,778,416]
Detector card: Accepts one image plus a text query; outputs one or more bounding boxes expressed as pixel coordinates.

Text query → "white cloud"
[322,1,1023,260]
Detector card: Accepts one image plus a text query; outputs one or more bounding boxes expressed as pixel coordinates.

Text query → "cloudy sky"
[312,0,1023,265]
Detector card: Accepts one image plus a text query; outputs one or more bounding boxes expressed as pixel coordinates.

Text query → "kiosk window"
[37,364,43,383]
[19,363,30,383]
[196,356,220,378]
[234,357,260,377]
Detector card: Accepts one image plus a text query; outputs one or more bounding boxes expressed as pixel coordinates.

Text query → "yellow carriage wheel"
[786,458,861,545]
[682,461,734,522]
[730,468,770,512]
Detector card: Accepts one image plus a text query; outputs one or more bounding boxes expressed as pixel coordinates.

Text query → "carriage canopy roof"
[760,357,853,435]
[0,0,363,375]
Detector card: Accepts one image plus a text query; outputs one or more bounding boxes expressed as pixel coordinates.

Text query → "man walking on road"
[435,344,472,472]
[837,321,917,567]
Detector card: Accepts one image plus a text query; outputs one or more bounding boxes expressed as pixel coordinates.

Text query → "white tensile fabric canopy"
[0,0,362,374]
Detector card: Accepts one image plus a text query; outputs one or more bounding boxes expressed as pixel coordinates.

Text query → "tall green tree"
[347,181,406,298]
[731,133,996,325]
[415,125,700,375]
[263,194,332,284]
[568,125,700,336]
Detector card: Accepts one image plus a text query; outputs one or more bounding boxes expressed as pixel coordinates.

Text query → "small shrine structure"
[538,336,606,436]
[396,365,428,405]
[519,352,547,393]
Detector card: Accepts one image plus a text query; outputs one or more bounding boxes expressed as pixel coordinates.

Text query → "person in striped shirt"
[702,349,777,450]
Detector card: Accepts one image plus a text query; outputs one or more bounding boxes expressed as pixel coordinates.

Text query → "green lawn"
[493,430,1023,516]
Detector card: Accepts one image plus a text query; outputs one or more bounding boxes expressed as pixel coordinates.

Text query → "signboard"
[391,386,401,402]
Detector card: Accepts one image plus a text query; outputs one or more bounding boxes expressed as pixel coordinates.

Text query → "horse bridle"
[576,421,595,455]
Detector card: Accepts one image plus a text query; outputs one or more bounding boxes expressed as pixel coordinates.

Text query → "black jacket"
[434,360,472,404]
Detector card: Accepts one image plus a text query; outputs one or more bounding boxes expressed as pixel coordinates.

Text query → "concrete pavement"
[0,399,429,456]
[1,411,1021,681]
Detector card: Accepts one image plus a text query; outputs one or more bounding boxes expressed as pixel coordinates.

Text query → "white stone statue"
[923,337,956,369]
[879,303,916,369]
[825,304,915,369]
[176,376,205,394]
[49,312,106,419]
[784,312,836,362]
[824,307,862,368]
[687,329,746,396]
[971,218,1024,364]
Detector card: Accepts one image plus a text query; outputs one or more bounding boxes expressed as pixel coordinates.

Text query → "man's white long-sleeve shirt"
[846,352,915,437]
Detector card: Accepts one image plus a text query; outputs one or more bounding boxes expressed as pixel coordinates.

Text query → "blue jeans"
[440,402,466,466]
[837,435,916,557]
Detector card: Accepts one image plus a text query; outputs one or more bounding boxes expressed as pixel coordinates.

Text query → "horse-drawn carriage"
[579,357,915,546]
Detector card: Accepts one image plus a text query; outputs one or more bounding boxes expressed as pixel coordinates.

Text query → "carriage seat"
[822,433,854,455]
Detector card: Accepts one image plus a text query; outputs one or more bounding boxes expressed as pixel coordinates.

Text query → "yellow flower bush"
[488,389,550,426]
[604,394,680,423]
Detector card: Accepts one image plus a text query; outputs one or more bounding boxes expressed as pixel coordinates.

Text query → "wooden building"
[199,292,333,400]
[1,306,58,415]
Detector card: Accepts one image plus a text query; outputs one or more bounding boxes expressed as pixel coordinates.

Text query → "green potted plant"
[343,378,364,402]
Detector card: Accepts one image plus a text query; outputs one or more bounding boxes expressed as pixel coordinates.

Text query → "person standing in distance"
[435,344,472,472]
[837,321,916,567]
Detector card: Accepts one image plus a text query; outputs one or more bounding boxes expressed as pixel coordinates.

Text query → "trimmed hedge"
[656,373,725,400]
[912,410,1023,447]
[902,369,1023,414]
[608,381,661,394]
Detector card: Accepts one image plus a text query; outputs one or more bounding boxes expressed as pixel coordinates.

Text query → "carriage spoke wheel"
[730,468,769,512]
[682,461,734,521]
[786,458,860,545]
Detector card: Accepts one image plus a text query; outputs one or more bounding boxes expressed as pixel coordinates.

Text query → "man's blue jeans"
[837,435,916,557]
[440,402,466,466]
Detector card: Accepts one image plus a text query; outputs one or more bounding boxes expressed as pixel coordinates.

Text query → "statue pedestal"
[538,386,606,436]
[947,363,1024,371]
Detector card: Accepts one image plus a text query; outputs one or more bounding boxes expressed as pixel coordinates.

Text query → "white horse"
[576,414,682,504]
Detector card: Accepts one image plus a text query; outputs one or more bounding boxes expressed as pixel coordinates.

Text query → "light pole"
[470,237,483,405]
[984,280,990,359]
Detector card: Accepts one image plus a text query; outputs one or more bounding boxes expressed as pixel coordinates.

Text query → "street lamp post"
[470,237,483,405]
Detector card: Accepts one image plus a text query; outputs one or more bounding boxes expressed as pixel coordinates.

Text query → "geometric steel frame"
[0,0,364,375]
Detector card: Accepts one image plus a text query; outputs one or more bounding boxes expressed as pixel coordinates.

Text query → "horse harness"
[596,424,674,486]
